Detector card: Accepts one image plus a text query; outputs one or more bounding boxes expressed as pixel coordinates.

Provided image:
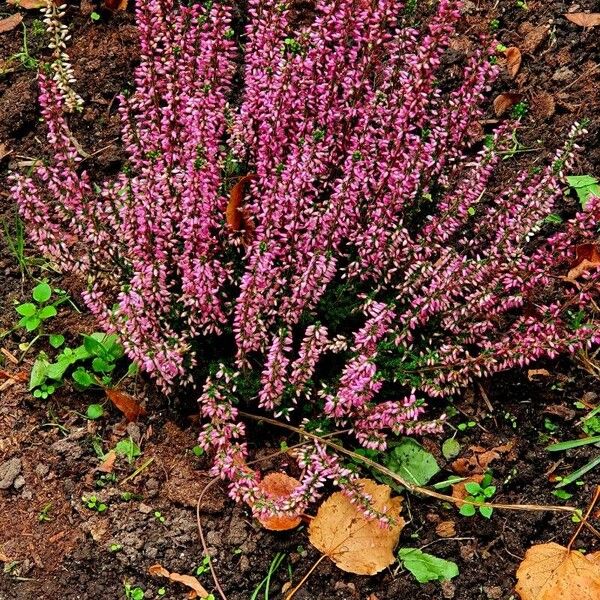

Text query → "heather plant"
[12,0,600,521]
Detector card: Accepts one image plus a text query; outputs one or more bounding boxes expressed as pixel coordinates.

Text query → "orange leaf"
[564,13,600,27]
[149,564,210,599]
[254,472,302,531]
[226,174,256,233]
[105,388,146,422]
[516,542,600,600]
[104,0,127,10]
[0,13,23,33]
[505,47,522,78]
[98,450,117,473]
[308,479,405,575]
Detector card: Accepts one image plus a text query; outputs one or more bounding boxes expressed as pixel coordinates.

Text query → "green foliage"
[86,403,105,420]
[124,583,144,600]
[115,438,141,464]
[15,282,57,332]
[566,175,600,207]
[82,495,107,512]
[458,472,495,518]
[397,548,459,583]
[441,438,461,460]
[29,332,133,399]
[384,438,440,487]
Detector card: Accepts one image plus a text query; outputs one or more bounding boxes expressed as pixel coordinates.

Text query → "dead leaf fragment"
[0,13,23,33]
[149,564,209,599]
[435,520,457,538]
[527,368,551,381]
[7,0,46,8]
[308,479,405,575]
[104,0,127,10]
[255,472,302,531]
[564,13,600,27]
[493,93,523,117]
[522,25,549,53]
[505,47,522,78]
[516,542,600,600]
[567,244,600,281]
[97,450,117,473]
[226,174,256,243]
[105,388,146,422]
[530,92,555,120]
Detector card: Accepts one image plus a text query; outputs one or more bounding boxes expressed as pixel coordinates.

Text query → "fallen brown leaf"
[515,542,600,600]
[493,93,523,117]
[0,13,23,33]
[7,0,46,8]
[104,0,127,9]
[564,13,600,27]
[226,174,256,242]
[105,388,146,422]
[308,479,405,575]
[149,564,210,599]
[435,520,457,538]
[505,47,522,78]
[254,473,302,531]
[451,441,515,476]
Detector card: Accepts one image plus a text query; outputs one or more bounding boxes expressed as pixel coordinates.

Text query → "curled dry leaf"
[0,13,23,34]
[527,368,551,381]
[452,441,515,476]
[255,472,302,531]
[104,0,128,10]
[516,542,600,600]
[308,478,405,575]
[505,47,522,78]
[149,564,210,599]
[105,388,146,422]
[567,244,600,281]
[493,93,523,117]
[564,13,600,27]
[530,92,555,120]
[97,450,117,473]
[226,174,256,243]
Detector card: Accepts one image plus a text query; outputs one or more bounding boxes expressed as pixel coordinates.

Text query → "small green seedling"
[191,445,204,457]
[459,472,496,518]
[38,502,53,522]
[95,473,117,488]
[195,555,211,576]
[109,543,123,552]
[124,583,144,600]
[90,11,101,21]
[511,100,528,119]
[154,511,166,525]
[86,403,105,420]
[82,495,108,512]
[457,420,476,432]
[15,282,57,333]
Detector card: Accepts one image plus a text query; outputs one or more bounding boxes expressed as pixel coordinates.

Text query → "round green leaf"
[16,303,36,317]
[72,368,94,388]
[459,503,476,517]
[86,404,104,420]
[441,438,461,460]
[479,505,493,519]
[32,282,52,303]
[25,317,41,332]
[49,334,65,348]
[38,305,57,320]
[464,482,481,495]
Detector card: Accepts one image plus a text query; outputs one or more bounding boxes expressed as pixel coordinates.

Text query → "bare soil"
[1,1,599,599]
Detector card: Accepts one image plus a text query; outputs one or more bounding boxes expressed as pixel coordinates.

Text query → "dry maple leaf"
[105,388,146,422]
[435,520,457,538]
[149,564,209,599]
[255,472,302,531]
[505,47,522,78]
[564,13,600,27]
[515,542,600,600]
[0,13,23,33]
[308,478,405,575]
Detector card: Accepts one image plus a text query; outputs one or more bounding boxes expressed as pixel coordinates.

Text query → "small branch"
[568,486,600,550]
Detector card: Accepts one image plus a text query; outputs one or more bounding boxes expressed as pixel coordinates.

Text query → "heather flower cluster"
[12,0,600,520]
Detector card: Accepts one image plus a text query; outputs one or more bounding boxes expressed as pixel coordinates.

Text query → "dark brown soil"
[1,1,599,599]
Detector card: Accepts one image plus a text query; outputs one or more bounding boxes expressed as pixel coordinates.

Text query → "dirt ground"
[1,1,599,599]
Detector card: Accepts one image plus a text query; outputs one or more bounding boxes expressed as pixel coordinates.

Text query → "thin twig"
[284,554,327,600]
[567,486,600,550]
[119,457,154,486]
[239,411,580,516]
